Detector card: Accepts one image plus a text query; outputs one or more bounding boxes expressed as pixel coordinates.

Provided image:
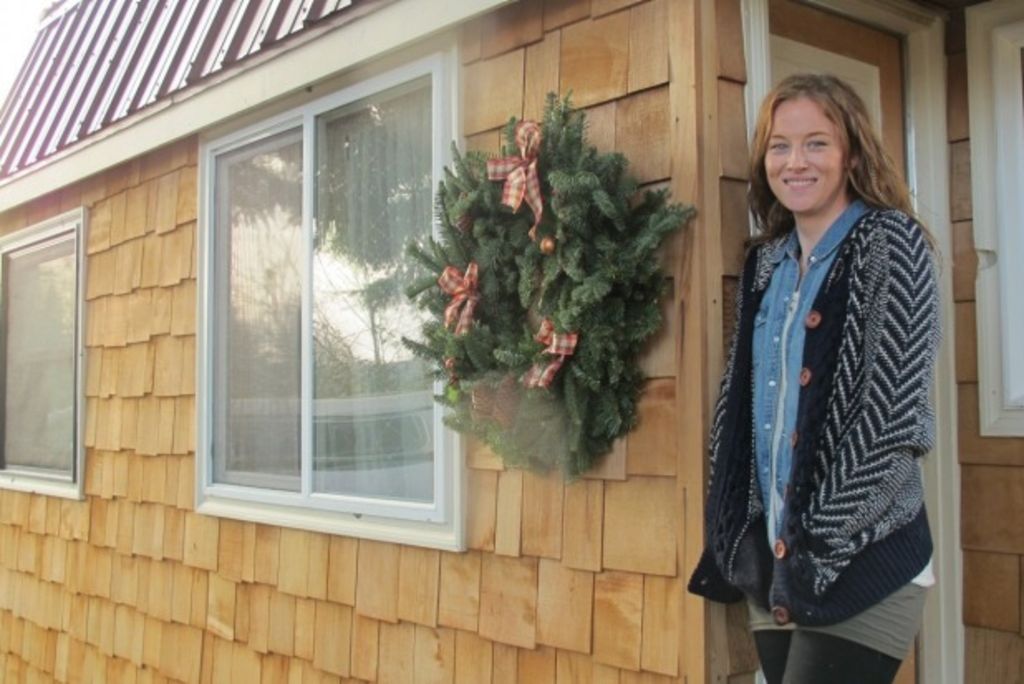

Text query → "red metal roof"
[0,0,363,180]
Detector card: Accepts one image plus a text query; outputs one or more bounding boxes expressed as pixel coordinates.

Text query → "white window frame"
[967,0,1024,436]
[0,208,87,499]
[197,50,464,550]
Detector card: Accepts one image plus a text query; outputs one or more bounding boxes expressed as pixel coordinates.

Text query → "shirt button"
[809,255,817,263]
[773,336,780,344]
[772,606,791,625]
[768,380,777,387]
[806,310,822,328]
[764,423,772,430]
[799,368,812,386]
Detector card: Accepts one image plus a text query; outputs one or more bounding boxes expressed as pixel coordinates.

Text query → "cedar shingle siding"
[0,0,733,680]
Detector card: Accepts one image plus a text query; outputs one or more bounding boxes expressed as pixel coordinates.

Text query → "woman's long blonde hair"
[748,73,928,244]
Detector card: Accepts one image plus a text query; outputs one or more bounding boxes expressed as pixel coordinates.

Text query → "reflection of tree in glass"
[316,82,432,268]
[224,136,304,406]
[217,134,305,481]
[4,243,76,471]
[36,254,76,463]
[225,138,303,225]
[313,81,433,398]
[214,81,435,404]
[312,252,427,398]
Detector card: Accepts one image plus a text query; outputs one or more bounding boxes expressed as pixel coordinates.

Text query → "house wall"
[0,139,204,682]
[0,1,740,682]
[457,0,689,680]
[708,1,761,683]
[948,9,1024,683]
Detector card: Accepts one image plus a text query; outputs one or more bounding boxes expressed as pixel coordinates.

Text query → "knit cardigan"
[687,208,939,626]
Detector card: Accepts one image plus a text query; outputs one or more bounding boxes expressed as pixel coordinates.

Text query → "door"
[769,0,906,177]
[766,2,915,683]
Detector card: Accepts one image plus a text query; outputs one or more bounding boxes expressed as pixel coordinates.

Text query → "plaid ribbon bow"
[486,120,543,240]
[522,318,578,389]
[438,262,480,335]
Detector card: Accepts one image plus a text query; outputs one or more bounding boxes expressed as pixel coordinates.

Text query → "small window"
[0,209,86,498]
[199,53,462,548]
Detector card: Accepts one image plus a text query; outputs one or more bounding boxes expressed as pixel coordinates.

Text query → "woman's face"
[764,97,850,233]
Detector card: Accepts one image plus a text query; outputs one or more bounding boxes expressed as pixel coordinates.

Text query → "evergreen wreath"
[404,94,694,476]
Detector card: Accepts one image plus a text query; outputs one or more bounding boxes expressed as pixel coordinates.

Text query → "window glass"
[2,232,77,475]
[312,78,434,502]
[209,76,440,508]
[213,127,303,490]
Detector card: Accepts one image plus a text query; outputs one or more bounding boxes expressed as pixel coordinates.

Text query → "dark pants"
[754,629,903,684]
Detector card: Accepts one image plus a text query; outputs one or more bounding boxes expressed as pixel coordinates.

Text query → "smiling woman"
[688,73,941,684]
[763,97,850,255]
[747,74,923,250]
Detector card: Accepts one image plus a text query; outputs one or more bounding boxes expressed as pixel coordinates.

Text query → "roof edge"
[0,0,510,214]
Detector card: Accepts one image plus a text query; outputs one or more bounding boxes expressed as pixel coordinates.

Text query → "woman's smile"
[765,97,850,236]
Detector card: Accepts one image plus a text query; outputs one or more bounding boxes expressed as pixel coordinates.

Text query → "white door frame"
[741,2,963,683]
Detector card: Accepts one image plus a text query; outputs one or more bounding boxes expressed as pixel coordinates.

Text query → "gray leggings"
[753,629,902,684]
[747,583,927,684]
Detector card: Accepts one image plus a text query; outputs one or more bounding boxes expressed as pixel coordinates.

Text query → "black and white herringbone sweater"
[687,208,939,626]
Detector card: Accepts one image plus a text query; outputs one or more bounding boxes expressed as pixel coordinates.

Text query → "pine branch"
[404,92,696,476]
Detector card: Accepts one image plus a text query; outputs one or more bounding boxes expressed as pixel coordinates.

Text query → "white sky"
[0,1,48,109]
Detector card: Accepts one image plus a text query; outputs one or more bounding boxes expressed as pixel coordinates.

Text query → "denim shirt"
[753,200,867,542]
